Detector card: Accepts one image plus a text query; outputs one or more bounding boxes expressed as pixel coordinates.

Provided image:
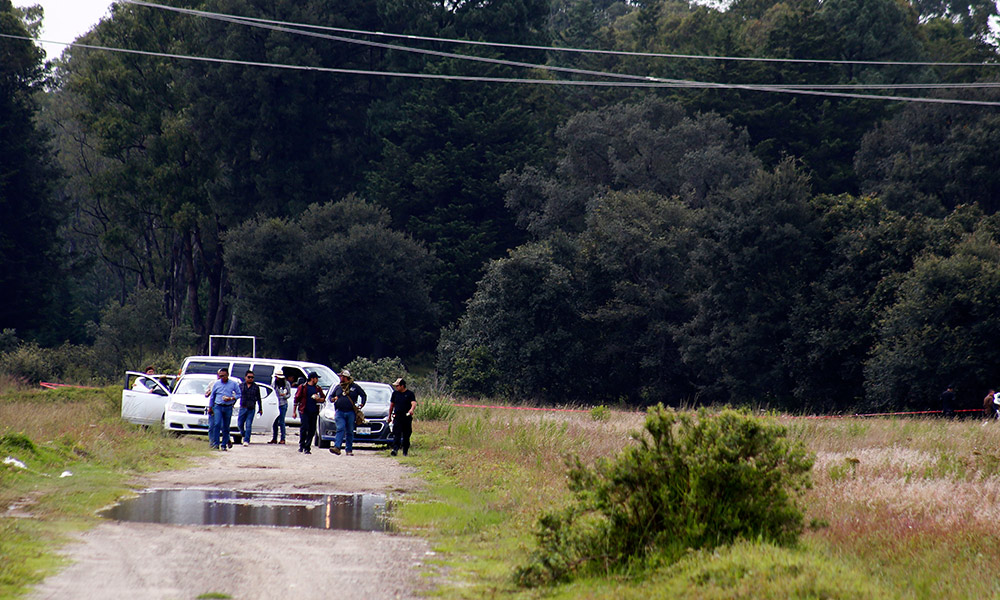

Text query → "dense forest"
[2,0,1000,411]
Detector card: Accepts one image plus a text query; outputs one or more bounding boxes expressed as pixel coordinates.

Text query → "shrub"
[415,395,457,421]
[343,356,408,385]
[590,405,610,421]
[0,343,97,385]
[516,405,814,586]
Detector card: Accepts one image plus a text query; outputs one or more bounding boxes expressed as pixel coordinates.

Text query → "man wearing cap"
[294,372,324,454]
[327,369,367,456]
[388,378,417,456]
[268,370,291,444]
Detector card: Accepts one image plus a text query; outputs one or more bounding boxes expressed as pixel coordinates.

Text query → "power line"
[4,33,1000,106]
[117,2,1000,106]
[124,0,1000,68]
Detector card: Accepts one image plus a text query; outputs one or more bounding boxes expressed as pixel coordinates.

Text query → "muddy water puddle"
[99,489,392,531]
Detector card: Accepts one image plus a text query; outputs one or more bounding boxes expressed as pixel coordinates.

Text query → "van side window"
[186,361,227,375]
[234,363,252,379]
[252,364,274,382]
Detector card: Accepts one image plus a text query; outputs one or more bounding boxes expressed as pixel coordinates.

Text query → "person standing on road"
[269,370,291,444]
[328,369,367,456]
[388,378,417,457]
[294,372,324,454]
[237,370,263,445]
[208,368,241,451]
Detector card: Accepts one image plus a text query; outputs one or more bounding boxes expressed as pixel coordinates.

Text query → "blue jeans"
[334,410,355,452]
[213,404,234,448]
[208,408,219,448]
[272,404,287,441]
[238,406,256,443]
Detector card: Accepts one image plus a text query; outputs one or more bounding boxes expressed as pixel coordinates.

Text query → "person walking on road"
[208,368,241,451]
[269,370,291,444]
[388,378,417,457]
[328,369,367,456]
[237,370,263,445]
[294,372,324,454]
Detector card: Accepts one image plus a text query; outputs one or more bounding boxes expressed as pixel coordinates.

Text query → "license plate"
[197,418,208,427]
[356,426,371,435]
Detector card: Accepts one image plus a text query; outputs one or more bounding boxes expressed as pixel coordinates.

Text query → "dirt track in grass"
[28,434,432,600]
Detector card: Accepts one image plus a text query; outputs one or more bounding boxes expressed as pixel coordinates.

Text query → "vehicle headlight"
[321,407,336,420]
[167,401,187,412]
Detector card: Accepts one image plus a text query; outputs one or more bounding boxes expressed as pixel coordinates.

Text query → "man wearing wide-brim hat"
[268,369,291,444]
[326,369,367,456]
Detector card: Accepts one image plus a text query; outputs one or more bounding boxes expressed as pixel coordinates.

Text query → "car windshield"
[358,385,391,408]
[174,378,214,395]
[312,366,337,389]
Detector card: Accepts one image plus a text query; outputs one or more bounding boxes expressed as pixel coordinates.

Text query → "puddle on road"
[99,489,393,531]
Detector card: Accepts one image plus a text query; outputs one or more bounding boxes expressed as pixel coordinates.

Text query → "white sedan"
[163,374,279,441]
[121,371,176,426]
[122,372,279,441]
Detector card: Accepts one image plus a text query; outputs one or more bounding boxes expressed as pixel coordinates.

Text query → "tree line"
[1,0,1000,410]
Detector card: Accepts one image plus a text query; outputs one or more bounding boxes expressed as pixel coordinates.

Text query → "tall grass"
[0,385,204,598]
[401,409,1000,599]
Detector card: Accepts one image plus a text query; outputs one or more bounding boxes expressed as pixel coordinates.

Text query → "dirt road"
[28,437,433,600]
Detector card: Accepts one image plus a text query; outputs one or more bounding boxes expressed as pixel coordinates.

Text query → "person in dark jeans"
[293,372,324,454]
[237,370,263,445]
[940,384,956,417]
[269,370,291,444]
[208,368,240,451]
[328,369,367,456]
[388,378,417,456]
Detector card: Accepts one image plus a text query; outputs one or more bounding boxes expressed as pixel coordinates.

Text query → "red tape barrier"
[451,402,590,413]
[39,382,100,390]
[453,403,985,419]
[37,383,989,419]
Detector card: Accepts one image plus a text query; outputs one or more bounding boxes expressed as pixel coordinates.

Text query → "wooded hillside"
[3,0,1000,411]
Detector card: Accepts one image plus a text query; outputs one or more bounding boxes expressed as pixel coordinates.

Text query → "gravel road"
[28,436,433,600]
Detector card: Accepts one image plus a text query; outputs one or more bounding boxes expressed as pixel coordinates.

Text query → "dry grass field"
[404,405,1000,599]
[6,384,1000,599]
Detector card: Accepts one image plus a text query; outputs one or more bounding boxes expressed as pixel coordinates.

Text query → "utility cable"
[116,2,1000,105]
[4,33,1000,106]
[124,0,1000,68]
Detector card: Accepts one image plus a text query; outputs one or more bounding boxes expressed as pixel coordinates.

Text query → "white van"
[178,355,339,426]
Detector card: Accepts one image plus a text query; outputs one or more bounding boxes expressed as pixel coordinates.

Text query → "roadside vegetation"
[0,379,205,598]
[399,405,1000,599]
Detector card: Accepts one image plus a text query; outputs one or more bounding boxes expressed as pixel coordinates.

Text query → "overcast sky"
[13,0,116,59]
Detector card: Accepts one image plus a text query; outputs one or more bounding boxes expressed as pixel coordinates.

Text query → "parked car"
[178,355,337,426]
[162,373,279,441]
[316,381,394,448]
[121,371,177,426]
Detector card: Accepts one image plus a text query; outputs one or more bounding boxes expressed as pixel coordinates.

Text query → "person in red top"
[293,372,324,454]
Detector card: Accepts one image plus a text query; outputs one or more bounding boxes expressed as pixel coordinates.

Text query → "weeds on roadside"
[516,406,814,586]
[416,395,457,421]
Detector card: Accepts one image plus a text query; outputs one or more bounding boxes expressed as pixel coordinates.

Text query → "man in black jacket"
[237,370,263,445]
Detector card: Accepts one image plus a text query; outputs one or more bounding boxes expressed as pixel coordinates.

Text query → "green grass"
[0,385,206,598]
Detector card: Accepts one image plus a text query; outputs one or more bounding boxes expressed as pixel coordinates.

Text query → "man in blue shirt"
[208,368,241,451]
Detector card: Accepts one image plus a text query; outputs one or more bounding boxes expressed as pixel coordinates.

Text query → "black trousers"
[300,411,318,450]
[392,416,412,453]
